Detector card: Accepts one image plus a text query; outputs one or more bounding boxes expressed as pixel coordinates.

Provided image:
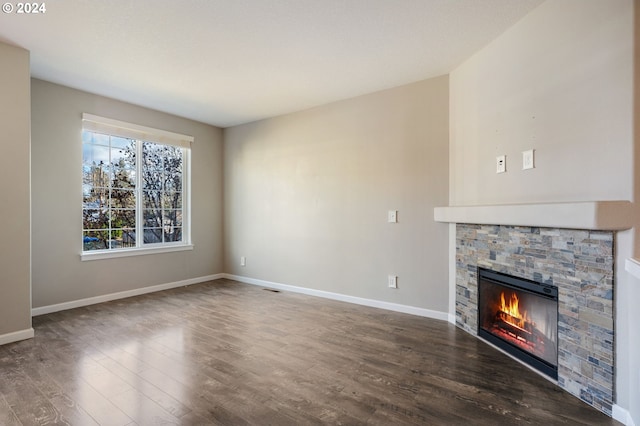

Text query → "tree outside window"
[82,131,185,252]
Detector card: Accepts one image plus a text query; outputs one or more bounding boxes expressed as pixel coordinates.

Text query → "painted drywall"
[31,79,224,308]
[450,0,633,205]
[629,2,640,423]
[224,76,449,312]
[0,42,32,339]
[449,0,636,420]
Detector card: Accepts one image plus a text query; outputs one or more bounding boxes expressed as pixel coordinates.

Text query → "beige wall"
[449,0,636,419]
[0,42,32,339]
[627,2,640,423]
[633,0,640,423]
[31,79,224,308]
[224,76,449,312]
[450,0,633,205]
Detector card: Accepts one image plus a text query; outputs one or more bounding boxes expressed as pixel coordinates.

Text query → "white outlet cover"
[388,210,397,223]
[388,275,397,288]
[496,155,506,173]
[522,149,535,170]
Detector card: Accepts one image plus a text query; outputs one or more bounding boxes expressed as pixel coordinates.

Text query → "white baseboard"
[32,274,224,316]
[448,313,456,325]
[613,404,636,426]
[32,272,449,321]
[223,274,449,322]
[0,328,34,345]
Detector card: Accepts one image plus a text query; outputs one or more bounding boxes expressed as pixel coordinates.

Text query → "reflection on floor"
[0,279,621,425]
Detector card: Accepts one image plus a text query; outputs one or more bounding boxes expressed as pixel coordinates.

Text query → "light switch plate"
[496,155,506,173]
[388,210,397,223]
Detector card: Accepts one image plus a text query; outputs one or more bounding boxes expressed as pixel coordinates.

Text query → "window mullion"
[136,139,143,248]
[107,136,112,248]
[184,148,190,245]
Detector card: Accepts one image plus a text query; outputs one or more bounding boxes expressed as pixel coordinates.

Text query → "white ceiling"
[0,0,543,127]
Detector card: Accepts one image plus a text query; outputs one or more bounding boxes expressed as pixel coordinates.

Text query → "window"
[81,114,192,258]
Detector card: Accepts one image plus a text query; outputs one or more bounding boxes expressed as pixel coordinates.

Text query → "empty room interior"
[0,0,639,424]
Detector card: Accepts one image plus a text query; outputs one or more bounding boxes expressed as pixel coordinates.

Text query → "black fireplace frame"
[477,267,559,380]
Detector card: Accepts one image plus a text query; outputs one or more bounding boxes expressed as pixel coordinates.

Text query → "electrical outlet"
[240,256,246,266]
[388,210,398,223]
[496,155,506,173]
[388,275,397,289]
[522,149,534,170]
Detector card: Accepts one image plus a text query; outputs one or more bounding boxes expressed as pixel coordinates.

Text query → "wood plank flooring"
[0,279,621,425]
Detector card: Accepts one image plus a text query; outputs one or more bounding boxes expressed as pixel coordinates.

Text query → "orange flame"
[499,292,529,329]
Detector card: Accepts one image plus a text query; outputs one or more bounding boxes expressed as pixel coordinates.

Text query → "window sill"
[80,244,194,261]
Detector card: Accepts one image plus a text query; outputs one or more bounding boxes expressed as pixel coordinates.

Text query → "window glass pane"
[119,229,136,247]
[141,143,183,246]
[82,165,109,192]
[162,211,181,241]
[164,227,182,242]
[143,209,162,228]
[164,175,181,192]
[143,228,163,244]
[109,229,136,249]
[110,189,136,209]
[83,190,108,209]
[143,191,161,209]
[111,139,135,163]
[82,183,92,198]
[82,165,92,182]
[111,209,136,229]
[142,142,165,171]
[83,231,109,251]
[111,152,135,174]
[83,209,109,229]
[164,152,182,175]
[82,131,110,146]
[162,192,182,209]
[83,145,110,170]
[163,210,182,228]
[143,171,163,191]
[112,169,136,188]
[111,136,133,150]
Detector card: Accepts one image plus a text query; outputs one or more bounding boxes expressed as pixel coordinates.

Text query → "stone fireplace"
[434,201,633,418]
[457,224,613,414]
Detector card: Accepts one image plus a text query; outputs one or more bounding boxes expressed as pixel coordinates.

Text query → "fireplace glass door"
[478,268,558,379]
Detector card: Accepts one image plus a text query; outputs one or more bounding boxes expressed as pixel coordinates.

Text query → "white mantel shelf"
[434,201,633,231]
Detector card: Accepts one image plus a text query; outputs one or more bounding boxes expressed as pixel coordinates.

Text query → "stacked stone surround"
[455,224,614,416]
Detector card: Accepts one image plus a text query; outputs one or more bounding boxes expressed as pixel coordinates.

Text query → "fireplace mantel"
[434,201,632,231]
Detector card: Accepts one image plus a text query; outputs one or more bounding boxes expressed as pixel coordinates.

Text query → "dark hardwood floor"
[0,279,621,425]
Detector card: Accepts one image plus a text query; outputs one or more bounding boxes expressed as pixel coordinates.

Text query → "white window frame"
[81,113,193,261]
